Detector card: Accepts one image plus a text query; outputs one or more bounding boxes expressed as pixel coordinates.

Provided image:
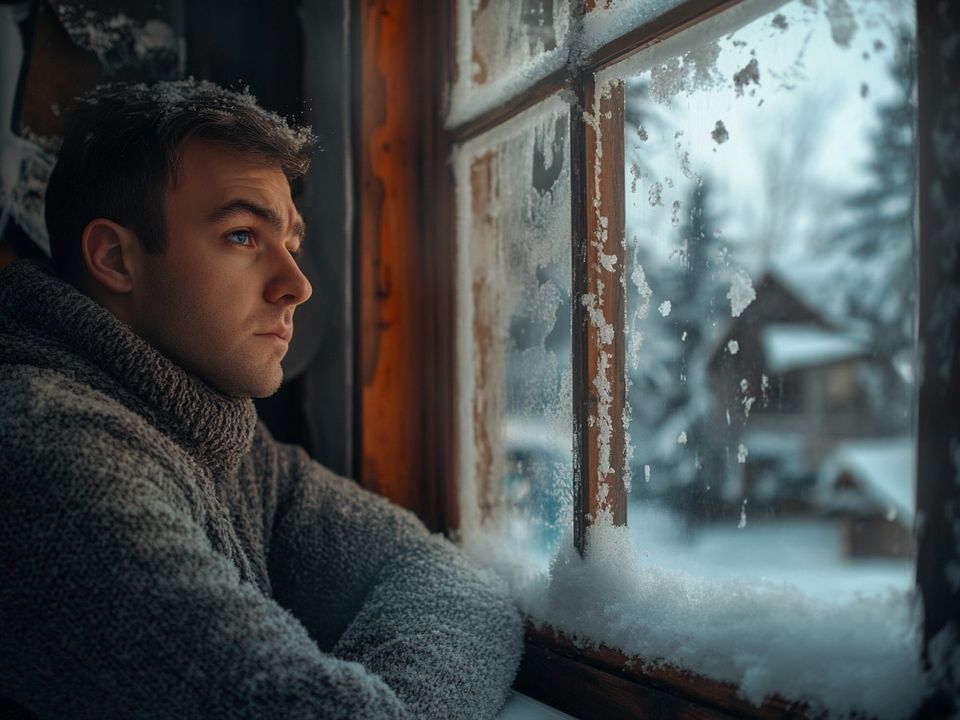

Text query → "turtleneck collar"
[0,260,257,469]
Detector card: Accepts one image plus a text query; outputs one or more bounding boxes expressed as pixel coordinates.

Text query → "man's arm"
[264,437,523,720]
[0,413,409,720]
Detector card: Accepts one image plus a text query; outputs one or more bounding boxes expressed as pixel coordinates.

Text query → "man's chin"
[216,366,284,399]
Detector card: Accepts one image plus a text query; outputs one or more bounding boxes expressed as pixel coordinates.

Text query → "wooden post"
[358,0,452,530]
[575,77,627,555]
[916,0,960,709]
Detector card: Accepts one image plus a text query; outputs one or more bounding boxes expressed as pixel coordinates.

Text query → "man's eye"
[226,230,253,246]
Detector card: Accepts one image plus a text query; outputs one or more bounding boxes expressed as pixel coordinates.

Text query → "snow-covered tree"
[830,24,917,429]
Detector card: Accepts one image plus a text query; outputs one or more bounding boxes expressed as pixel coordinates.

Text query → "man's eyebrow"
[205,199,306,242]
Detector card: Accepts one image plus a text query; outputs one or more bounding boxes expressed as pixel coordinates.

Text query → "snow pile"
[466,518,929,719]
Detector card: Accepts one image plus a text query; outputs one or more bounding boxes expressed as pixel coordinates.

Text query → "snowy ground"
[626,501,914,603]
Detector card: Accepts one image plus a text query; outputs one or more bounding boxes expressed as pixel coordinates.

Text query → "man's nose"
[266,250,313,307]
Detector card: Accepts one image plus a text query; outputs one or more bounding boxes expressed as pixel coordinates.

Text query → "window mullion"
[575,75,628,556]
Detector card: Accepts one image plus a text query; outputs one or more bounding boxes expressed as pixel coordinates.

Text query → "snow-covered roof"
[817,438,916,520]
[761,324,868,373]
[766,256,853,328]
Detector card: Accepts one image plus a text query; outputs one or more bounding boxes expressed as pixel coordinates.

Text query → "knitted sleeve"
[0,406,410,720]
[264,438,523,720]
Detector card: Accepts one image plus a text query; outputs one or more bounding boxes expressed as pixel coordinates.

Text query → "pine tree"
[830,24,917,428]
[628,179,729,516]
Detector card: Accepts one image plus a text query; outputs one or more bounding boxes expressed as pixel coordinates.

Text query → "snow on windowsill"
[467,518,929,720]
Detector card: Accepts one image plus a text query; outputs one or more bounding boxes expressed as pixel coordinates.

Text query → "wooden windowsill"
[515,623,817,720]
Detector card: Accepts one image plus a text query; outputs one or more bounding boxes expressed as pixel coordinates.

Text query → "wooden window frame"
[356,0,960,717]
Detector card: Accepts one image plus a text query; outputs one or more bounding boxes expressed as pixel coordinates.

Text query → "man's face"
[128,139,312,398]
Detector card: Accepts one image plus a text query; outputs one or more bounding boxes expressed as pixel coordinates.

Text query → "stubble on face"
[137,259,289,397]
[129,140,311,398]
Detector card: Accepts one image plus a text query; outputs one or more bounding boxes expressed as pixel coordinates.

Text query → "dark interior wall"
[184,0,304,121]
[1,0,353,474]
[299,0,354,478]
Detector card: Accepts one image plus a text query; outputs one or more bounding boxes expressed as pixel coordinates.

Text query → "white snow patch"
[598,251,618,273]
[627,260,653,370]
[727,339,740,355]
[737,443,749,464]
[658,300,672,317]
[727,268,757,317]
[582,293,615,345]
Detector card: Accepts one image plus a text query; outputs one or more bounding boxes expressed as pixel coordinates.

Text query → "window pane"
[621,0,916,599]
[448,1,570,127]
[612,0,921,714]
[455,95,573,580]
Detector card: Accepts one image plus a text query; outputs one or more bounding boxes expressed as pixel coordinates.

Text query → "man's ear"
[80,218,141,294]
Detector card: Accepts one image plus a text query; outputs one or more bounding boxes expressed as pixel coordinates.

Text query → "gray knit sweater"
[0,261,522,719]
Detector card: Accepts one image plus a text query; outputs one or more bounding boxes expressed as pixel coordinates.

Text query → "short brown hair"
[45,80,317,283]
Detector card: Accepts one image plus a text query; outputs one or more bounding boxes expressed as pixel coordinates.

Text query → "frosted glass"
[582,0,687,54]
[455,95,573,574]
[448,0,569,127]
[617,0,918,599]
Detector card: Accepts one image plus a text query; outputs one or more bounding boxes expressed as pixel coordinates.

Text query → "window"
[356,0,957,717]
[431,0,959,717]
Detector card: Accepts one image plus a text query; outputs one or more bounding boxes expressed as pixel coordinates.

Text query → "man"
[0,80,522,719]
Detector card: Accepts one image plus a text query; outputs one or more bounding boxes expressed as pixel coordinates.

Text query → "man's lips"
[256,327,292,342]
